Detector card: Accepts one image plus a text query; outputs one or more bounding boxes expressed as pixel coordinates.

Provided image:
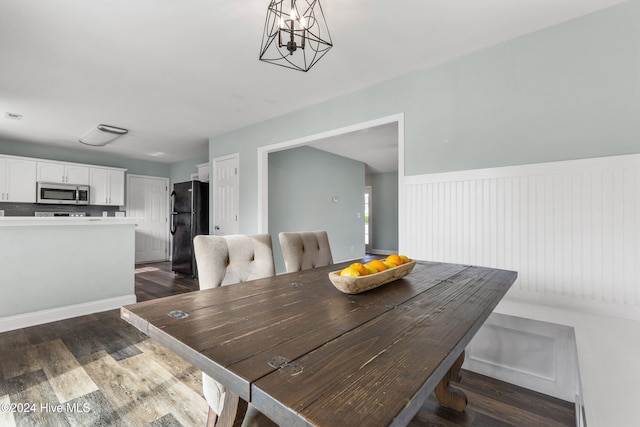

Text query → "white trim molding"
[0,294,136,333]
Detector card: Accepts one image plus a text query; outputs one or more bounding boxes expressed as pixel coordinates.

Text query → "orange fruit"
[367,259,388,272]
[386,254,403,266]
[349,262,369,276]
[340,266,361,277]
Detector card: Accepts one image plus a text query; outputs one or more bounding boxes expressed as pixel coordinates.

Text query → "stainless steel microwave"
[36,182,90,205]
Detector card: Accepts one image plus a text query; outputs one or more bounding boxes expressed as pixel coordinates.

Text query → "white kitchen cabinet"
[0,156,37,202]
[197,162,210,182]
[37,161,89,185]
[90,167,125,206]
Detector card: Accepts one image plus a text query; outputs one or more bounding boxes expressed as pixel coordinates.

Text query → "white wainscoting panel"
[402,154,640,320]
[463,313,580,402]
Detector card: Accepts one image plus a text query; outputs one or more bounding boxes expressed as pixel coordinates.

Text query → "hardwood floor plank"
[33,339,98,403]
[9,370,71,427]
[64,389,123,426]
[0,330,40,380]
[462,388,570,427]
[147,413,184,427]
[455,370,575,423]
[92,309,148,346]
[134,338,203,396]
[134,264,199,303]
[21,313,101,345]
[81,350,163,425]
[60,317,141,362]
[119,355,208,426]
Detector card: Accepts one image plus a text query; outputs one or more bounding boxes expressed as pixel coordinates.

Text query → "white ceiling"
[309,123,399,174]
[0,0,626,166]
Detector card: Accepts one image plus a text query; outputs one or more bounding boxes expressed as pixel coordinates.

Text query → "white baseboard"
[369,248,396,256]
[0,294,137,333]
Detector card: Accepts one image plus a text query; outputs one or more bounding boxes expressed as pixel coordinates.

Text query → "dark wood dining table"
[121,259,517,427]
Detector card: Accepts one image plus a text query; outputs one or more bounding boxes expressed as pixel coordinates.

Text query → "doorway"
[257,113,404,234]
[127,174,170,263]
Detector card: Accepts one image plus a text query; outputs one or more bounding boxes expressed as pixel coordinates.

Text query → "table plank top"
[122,260,517,427]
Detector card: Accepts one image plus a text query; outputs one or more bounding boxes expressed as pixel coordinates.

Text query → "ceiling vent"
[5,112,23,120]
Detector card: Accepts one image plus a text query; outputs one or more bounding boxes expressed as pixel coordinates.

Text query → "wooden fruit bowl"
[329,260,416,294]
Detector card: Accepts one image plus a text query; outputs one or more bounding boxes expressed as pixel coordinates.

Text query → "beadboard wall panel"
[402,154,640,320]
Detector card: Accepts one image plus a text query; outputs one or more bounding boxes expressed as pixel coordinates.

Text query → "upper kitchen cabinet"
[37,161,89,185]
[90,167,126,206]
[0,156,37,203]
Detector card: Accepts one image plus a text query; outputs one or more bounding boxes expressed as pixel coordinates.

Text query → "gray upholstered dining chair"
[278,231,334,273]
[193,234,278,427]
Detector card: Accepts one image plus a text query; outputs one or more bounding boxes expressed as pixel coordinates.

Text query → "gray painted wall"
[169,155,209,186]
[208,1,640,235]
[269,146,365,273]
[366,172,398,252]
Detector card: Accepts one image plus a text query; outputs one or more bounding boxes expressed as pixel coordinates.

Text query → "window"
[364,186,372,253]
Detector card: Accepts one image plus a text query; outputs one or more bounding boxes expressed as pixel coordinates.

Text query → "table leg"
[214,391,248,427]
[434,350,468,412]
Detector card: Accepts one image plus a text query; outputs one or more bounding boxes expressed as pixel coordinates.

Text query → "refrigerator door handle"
[169,190,177,235]
[170,213,177,235]
[170,190,176,212]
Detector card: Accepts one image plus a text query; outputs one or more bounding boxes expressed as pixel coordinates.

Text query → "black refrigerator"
[170,180,209,277]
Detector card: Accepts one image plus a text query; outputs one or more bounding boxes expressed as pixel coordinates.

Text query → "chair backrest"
[194,234,275,289]
[279,231,333,273]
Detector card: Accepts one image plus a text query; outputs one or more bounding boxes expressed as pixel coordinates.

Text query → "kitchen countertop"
[0,216,141,226]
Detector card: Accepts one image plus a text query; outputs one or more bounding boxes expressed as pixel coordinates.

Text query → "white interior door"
[127,175,169,263]
[213,154,239,235]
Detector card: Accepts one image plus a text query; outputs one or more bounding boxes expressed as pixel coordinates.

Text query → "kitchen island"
[0,216,139,332]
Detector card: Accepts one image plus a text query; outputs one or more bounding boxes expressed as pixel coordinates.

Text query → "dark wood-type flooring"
[0,261,575,427]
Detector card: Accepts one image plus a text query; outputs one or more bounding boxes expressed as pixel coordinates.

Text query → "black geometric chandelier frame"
[259,0,333,72]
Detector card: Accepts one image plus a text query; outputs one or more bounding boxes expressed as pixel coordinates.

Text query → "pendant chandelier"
[259,0,333,72]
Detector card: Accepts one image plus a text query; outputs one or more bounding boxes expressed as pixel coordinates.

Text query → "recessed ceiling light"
[5,112,23,120]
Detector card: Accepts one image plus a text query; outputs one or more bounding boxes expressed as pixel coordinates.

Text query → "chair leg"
[206,407,217,427]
